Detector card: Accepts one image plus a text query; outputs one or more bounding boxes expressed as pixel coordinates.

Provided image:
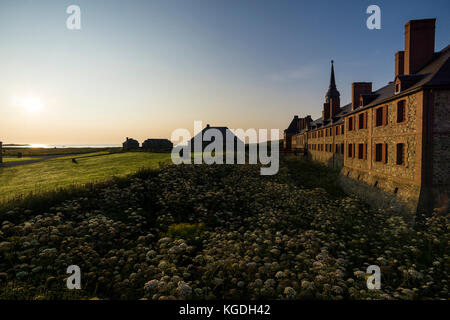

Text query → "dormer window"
[395,83,400,94]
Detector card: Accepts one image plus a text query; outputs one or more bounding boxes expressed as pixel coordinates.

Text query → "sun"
[13,95,44,113]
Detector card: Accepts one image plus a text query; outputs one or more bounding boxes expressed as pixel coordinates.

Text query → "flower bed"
[0,163,448,299]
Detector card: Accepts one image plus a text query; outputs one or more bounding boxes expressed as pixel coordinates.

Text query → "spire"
[326,60,340,100]
[329,60,336,89]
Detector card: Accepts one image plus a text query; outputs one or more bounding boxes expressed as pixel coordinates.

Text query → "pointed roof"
[326,60,340,99]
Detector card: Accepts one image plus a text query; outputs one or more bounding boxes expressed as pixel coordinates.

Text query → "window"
[329,144,332,152]
[348,117,353,131]
[375,106,388,126]
[396,143,405,165]
[341,125,344,134]
[397,100,406,123]
[358,112,367,129]
[375,143,388,163]
[341,143,344,155]
[336,126,339,135]
[395,83,400,94]
[335,144,339,153]
[375,107,383,126]
[358,144,364,159]
[348,143,353,158]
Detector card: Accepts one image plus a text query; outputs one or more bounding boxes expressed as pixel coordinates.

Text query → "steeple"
[326,60,340,101]
[322,60,341,121]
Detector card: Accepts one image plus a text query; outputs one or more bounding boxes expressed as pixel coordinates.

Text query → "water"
[6,144,121,149]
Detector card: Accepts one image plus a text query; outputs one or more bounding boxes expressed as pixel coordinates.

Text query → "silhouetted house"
[122,137,139,151]
[142,138,173,152]
[188,124,244,153]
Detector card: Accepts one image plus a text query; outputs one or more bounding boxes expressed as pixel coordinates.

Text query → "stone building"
[142,138,173,152]
[122,137,140,151]
[283,19,450,216]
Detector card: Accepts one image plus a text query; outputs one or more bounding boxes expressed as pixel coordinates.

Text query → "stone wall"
[306,124,345,169]
[430,89,450,213]
[432,89,450,186]
[339,91,423,216]
[285,88,449,215]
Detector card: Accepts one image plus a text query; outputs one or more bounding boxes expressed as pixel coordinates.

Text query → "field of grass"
[0,152,171,201]
[2,157,40,163]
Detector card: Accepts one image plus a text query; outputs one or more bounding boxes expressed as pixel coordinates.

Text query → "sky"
[1,0,449,144]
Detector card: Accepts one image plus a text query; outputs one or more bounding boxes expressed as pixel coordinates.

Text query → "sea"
[5,144,121,149]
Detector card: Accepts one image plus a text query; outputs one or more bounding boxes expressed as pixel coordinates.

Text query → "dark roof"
[309,103,351,130]
[347,44,450,115]
[143,138,171,143]
[287,44,450,133]
[188,125,244,145]
[284,117,300,133]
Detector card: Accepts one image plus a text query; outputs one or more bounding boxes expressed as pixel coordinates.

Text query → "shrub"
[165,223,206,244]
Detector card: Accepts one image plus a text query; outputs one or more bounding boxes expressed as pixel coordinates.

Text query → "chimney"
[352,82,372,110]
[404,19,436,75]
[395,51,404,77]
[294,115,298,119]
[206,124,210,128]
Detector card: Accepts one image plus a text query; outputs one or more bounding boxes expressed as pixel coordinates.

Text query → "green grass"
[0,152,172,201]
[2,157,40,163]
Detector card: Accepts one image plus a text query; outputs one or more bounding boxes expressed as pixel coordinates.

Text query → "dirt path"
[0,154,81,168]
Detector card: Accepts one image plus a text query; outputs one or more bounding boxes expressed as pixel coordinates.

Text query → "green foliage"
[0,159,448,300]
[165,223,206,244]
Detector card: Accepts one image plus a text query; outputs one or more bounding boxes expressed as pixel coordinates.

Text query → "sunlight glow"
[13,95,44,113]
[29,144,48,148]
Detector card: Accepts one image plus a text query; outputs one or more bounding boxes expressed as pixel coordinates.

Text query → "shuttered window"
[396,143,405,165]
[358,143,364,159]
[397,100,406,123]
[382,106,388,126]
[359,114,364,129]
[375,143,383,162]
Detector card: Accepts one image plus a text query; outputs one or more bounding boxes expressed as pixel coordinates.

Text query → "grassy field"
[2,157,40,163]
[0,152,171,201]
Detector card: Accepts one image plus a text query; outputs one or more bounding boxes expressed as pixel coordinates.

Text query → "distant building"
[142,138,173,152]
[188,124,244,153]
[283,18,450,215]
[0,141,3,164]
[122,137,139,151]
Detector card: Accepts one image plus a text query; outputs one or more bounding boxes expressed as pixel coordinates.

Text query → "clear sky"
[1,0,449,144]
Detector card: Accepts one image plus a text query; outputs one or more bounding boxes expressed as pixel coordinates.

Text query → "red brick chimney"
[404,19,436,75]
[395,51,404,77]
[352,82,372,110]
